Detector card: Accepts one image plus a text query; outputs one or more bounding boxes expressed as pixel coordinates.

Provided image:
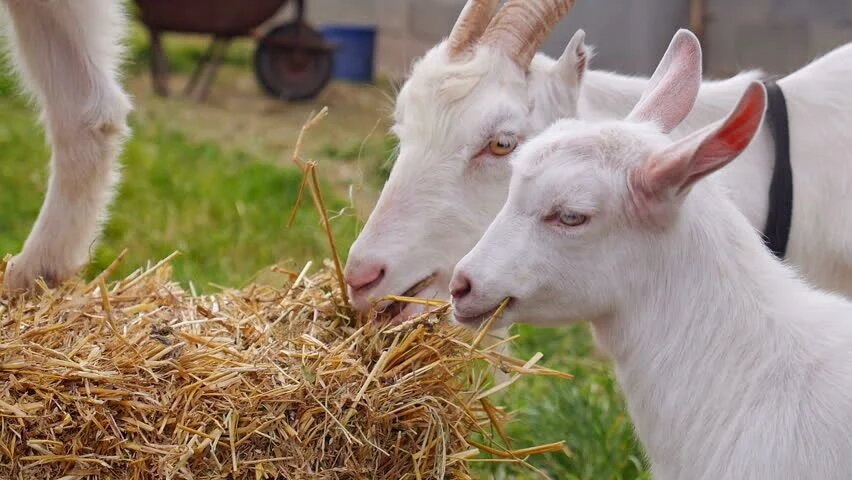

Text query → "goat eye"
[556,211,588,227]
[488,134,518,156]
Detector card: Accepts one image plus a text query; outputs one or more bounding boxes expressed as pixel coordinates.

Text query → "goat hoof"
[2,254,70,294]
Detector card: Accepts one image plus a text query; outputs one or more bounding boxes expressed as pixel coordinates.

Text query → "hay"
[0,108,572,479]
[0,258,569,479]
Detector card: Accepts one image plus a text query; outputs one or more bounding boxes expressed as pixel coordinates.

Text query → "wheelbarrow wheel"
[255,22,333,101]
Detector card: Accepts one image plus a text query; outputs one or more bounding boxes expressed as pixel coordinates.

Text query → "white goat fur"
[1,0,131,291]
[345,21,852,315]
[450,74,852,480]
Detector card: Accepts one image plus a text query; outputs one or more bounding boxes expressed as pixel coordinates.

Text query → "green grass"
[0,90,357,290]
[472,325,650,479]
[0,31,651,479]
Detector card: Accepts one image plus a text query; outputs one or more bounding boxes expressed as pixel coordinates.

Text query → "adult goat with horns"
[1,0,132,292]
[345,0,852,318]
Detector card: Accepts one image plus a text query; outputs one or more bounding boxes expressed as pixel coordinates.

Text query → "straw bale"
[0,257,569,480]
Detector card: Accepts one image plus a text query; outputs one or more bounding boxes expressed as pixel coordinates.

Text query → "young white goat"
[345,0,852,319]
[449,66,852,479]
[1,1,131,291]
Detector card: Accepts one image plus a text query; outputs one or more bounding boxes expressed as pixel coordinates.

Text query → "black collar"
[761,80,793,259]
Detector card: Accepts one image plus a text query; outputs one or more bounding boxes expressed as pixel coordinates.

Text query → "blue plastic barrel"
[319,25,377,83]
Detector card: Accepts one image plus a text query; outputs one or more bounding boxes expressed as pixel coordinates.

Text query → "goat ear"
[631,82,766,218]
[555,30,591,88]
[626,29,702,133]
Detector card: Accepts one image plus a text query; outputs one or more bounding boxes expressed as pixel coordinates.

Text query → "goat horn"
[482,0,577,69]
[448,0,501,57]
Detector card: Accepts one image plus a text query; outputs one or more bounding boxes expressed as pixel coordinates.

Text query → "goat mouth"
[453,301,512,326]
[377,273,438,319]
[354,273,384,295]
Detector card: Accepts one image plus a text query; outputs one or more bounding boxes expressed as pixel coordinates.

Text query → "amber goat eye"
[488,135,518,156]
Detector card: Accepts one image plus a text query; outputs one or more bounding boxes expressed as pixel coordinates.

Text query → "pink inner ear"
[633,67,699,133]
[687,82,766,184]
[576,48,587,80]
[703,85,766,155]
[561,29,588,84]
[627,30,702,134]
[631,82,767,219]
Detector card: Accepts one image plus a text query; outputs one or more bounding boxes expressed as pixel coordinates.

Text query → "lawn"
[0,26,649,479]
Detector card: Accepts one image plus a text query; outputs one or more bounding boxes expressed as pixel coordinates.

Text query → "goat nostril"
[450,274,472,301]
[346,265,386,292]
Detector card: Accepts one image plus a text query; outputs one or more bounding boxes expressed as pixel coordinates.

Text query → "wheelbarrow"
[134,0,334,101]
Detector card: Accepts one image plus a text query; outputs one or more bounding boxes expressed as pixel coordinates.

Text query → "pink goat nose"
[450,273,472,301]
[345,263,386,291]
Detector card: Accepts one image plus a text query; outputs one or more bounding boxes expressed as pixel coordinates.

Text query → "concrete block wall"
[296,0,852,79]
[704,0,852,76]
[302,0,693,77]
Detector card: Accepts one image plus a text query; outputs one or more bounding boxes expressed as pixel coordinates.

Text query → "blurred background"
[1,1,848,478]
[312,0,852,76]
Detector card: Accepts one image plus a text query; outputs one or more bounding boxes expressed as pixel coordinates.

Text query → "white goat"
[344,0,852,319]
[1,1,131,291]
[449,61,852,480]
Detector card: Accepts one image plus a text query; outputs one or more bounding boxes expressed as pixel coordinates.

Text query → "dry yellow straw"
[288,107,348,306]
[0,258,569,479]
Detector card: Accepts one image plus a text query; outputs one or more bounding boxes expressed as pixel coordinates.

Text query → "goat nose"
[345,263,386,292]
[450,273,472,301]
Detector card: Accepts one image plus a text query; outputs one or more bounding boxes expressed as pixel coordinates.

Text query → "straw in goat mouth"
[377,272,439,318]
[455,308,499,326]
[455,298,514,326]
